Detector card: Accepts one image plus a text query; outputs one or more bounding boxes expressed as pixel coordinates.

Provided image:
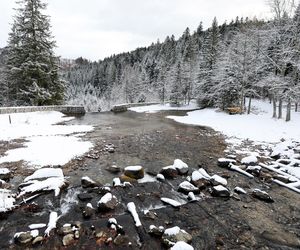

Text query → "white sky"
[0,0,272,61]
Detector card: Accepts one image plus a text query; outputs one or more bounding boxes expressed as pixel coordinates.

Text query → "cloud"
[0,0,272,60]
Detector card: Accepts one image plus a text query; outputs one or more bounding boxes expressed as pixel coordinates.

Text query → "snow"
[30,229,39,238]
[188,192,196,201]
[164,226,188,236]
[0,189,15,212]
[125,166,143,171]
[128,101,198,113]
[108,218,117,225]
[127,202,142,227]
[29,224,47,230]
[0,168,10,175]
[86,203,94,209]
[171,241,194,250]
[192,170,207,182]
[167,99,300,143]
[0,136,93,167]
[44,211,58,236]
[230,164,254,178]
[161,197,182,207]
[0,111,93,167]
[113,178,122,187]
[241,155,258,165]
[19,176,66,197]
[138,174,157,183]
[156,174,165,181]
[24,168,63,182]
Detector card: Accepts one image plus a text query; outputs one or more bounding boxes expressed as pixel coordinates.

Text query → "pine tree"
[5,0,64,106]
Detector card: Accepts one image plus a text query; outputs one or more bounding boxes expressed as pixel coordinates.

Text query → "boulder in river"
[178,181,199,194]
[97,193,118,211]
[173,159,189,175]
[252,189,274,203]
[124,166,144,179]
[162,226,192,246]
[160,166,178,179]
[81,176,99,188]
[211,185,230,197]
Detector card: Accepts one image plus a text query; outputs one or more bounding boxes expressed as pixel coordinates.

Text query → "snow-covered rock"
[246,165,261,176]
[160,165,178,179]
[156,173,165,181]
[97,193,118,211]
[241,155,258,165]
[29,224,47,230]
[173,159,189,175]
[81,176,98,188]
[218,158,236,168]
[0,189,15,213]
[211,185,230,197]
[178,181,199,194]
[191,170,211,189]
[45,211,59,236]
[127,202,142,227]
[162,226,192,246]
[252,189,274,203]
[14,231,33,244]
[124,166,144,179]
[148,225,165,237]
[234,187,247,194]
[24,168,63,182]
[210,174,227,186]
[161,197,182,207]
[19,168,68,197]
[171,241,194,250]
[187,192,197,201]
[0,168,11,180]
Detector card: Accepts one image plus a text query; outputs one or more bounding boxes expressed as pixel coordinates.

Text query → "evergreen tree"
[5,0,63,106]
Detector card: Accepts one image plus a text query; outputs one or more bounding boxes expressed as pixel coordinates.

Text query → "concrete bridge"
[0,105,85,115]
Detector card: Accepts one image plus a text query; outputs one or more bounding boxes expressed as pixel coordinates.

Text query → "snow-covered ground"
[128,101,198,113]
[0,111,93,167]
[167,99,300,143]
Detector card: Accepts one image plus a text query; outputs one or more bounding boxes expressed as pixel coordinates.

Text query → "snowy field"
[0,111,93,167]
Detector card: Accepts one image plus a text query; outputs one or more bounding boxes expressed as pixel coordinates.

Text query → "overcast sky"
[0,0,272,61]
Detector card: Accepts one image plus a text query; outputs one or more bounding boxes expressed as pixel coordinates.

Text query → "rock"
[171,241,194,250]
[98,186,111,194]
[62,233,75,246]
[246,165,261,176]
[192,178,211,189]
[161,197,182,208]
[178,181,199,194]
[173,159,189,175]
[59,224,73,235]
[78,193,93,201]
[252,189,274,203]
[156,174,165,181]
[119,174,138,183]
[162,226,192,245]
[210,174,227,186]
[114,234,130,246]
[124,166,144,179]
[0,168,11,181]
[97,193,118,211]
[148,225,165,237]
[81,176,99,188]
[14,231,33,244]
[187,192,197,201]
[241,155,258,166]
[211,185,230,197]
[234,187,247,194]
[273,174,290,183]
[32,236,44,245]
[160,166,178,179]
[217,158,236,168]
[82,203,94,219]
[74,230,80,239]
[259,171,274,183]
[105,165,121,174]
[144,210,157,220]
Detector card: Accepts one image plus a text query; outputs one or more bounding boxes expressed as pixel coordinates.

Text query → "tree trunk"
[295,103,298,112]
[247,97,252,115]
[286,100,291,122]
[240,94,244,114]
[278,99,282,119]
[272,97,277,118]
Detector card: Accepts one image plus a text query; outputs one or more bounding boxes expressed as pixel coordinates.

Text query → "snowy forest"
[0,0,300,121]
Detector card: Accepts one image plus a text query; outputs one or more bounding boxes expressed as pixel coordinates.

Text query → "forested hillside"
[63,8,300,120]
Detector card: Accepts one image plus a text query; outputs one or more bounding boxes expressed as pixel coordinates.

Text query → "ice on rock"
[127,202,142,227]
[24,168,63,182]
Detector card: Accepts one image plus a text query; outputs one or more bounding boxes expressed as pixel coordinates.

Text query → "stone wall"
[0,105,85,115]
